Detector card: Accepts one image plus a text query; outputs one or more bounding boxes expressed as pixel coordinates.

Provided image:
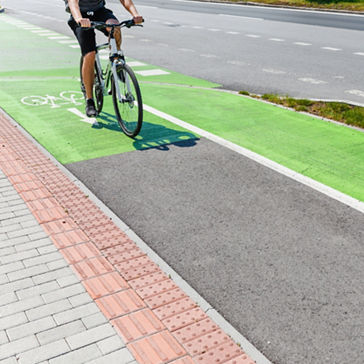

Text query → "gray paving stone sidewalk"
[0,170,138,364]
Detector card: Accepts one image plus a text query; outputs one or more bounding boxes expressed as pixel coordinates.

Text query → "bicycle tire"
[79,56,104,114]
[111,63,143,138]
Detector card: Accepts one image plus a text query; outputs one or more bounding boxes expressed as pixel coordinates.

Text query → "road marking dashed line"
[245,34,261,38]
[293,42,312,46]
[263,68,286,74]
[321,47,342,51]
[269,38,285,42]
[200,54,218,58]
[298,77,327,85]
[345,89,364,98]
[178,48,195,52]
[135,69,170,76]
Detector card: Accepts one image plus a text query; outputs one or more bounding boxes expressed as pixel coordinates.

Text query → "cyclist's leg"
[82,51,96,100]
[68,16,97,115]
[95,8,121,50]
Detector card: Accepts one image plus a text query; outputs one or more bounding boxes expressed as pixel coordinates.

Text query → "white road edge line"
[219,13,263,21]
[143,103,364,215]
[0,108,272,364]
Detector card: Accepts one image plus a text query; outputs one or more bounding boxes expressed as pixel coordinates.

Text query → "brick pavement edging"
[0,110,255,364]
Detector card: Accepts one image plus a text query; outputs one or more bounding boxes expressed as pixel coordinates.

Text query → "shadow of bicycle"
[95,111,198,151]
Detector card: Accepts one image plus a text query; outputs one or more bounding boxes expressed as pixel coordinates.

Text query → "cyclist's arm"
[68,0,91,27]
[119,0,143,23]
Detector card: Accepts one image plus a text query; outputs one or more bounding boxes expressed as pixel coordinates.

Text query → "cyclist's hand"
[133,16,144,24]
[76,18,92,28]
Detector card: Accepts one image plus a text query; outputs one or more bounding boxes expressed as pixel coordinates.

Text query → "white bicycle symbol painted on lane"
[21,91,84,108]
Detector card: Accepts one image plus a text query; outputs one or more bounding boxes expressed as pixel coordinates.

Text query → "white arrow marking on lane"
[68,108,98,125]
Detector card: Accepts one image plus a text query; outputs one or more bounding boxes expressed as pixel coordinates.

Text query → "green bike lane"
[2,13,364,364]
[1,14,363,202]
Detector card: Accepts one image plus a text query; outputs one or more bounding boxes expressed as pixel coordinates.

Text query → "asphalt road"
[67,138,364,364]
[2,1,364,364]
[3,0,364,105]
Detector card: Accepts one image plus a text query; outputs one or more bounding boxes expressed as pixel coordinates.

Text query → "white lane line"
[200,54,218,58]
[345,89,364,98]
[127,61,146,67]
[70,45,80,48]
[269,38,285,42]
[219,13,263,21]
[143,103,364,215]
[208,28,221,32]
[31,30,49,33]
[333,76,345,79]
[138,5,158,8]
[321,47,342,51]
[245,34,261,38]
[58,40,78,44]
[263,68,286,74]
[178,48,195,52]
[294,42,312,46]
[38,33,59,36]
[151,19,160,23]
[354,52,364,56]
[124,35,135,39]
[157,43,169,47]
[192,25,203,29]
[48,36,70,40]
[298,77,327,85]
[226,31,240,35]
[135,69,170,76]
[139,39,151,42]
[227,60,247,66]
[99,55,109,60]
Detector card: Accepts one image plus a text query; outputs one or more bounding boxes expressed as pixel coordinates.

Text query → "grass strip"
[239,91,364,129]
[227,0,364,12]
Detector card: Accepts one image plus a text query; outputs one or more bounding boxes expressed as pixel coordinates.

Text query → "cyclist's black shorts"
[68,7,117,56]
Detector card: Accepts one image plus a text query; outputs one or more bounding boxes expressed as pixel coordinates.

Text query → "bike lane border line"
[0,106,270,364]
[142,103,364,215]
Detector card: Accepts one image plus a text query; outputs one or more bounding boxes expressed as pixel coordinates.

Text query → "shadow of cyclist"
[94,111,198,150]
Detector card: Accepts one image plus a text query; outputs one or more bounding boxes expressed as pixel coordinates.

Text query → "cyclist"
[65,0,143,117]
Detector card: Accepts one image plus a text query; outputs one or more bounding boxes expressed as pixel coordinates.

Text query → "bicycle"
[80,19,143,137]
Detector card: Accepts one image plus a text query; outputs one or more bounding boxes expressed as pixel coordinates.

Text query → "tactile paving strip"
[0,111,256,364]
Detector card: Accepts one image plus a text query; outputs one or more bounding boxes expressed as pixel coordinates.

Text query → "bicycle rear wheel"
[111,64,143,137]
[79,56,104,114]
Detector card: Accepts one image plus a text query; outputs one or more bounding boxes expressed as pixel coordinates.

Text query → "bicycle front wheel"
[111,64,143,138]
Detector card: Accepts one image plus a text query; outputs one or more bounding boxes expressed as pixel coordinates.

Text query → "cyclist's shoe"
[85,98,97,117]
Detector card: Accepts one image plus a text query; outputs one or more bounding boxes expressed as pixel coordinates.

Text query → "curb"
[185,0,364,15]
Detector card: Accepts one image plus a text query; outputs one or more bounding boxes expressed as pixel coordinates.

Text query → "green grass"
[228,0,364,11]
[239,91,364,129]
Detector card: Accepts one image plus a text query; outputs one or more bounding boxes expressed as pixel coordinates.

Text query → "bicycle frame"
[94,29,133,104]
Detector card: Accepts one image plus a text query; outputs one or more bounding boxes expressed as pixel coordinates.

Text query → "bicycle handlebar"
[89,19,143,29]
